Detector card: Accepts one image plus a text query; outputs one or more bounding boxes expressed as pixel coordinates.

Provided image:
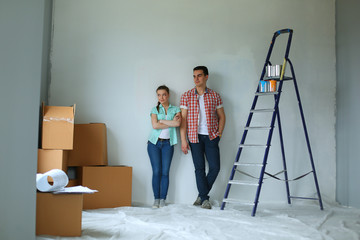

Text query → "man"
[180,66,226,209]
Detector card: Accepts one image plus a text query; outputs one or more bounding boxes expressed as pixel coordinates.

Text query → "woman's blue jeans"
[189,135,220,202]
[147,140,174,200]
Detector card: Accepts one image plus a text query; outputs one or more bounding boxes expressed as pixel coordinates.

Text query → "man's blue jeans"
[189,134,220,202]
[147,140,174,200]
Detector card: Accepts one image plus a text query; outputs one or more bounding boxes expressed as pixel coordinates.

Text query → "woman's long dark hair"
[156,85,170,112]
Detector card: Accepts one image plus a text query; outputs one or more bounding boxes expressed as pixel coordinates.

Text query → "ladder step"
[239,144,268,148]
[234,162,263,167]
[229,180,259,186]
[250,109,275,113]
[255,91,279,96]
[244,126,272,130]
[289,196,319,201]
[222,198,254,205]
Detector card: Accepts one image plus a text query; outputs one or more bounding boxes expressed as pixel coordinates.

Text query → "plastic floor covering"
[37,200,360,240]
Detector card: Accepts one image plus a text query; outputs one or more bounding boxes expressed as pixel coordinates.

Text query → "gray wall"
[50,0,336,205]
[336,0,360,208]
[0,0,52,239]
[40,0,53,105]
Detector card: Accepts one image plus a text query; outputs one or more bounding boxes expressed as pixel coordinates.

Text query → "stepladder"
[221,29,323,216]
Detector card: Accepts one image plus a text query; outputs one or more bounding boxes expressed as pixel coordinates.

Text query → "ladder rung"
[222,198,254,205]
[289,196,319,201]
[255,91,279,96]
[244,126,272,130]
[250,109,275,113]
[229,180,259,186]
[234,162,263,167]
[239,144,268,148]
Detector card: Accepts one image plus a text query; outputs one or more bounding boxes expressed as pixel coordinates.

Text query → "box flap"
[43,105,75,120]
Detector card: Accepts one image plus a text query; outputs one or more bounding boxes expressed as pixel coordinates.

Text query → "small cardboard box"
[41,103,75,150]
[37,149,68,173]
[68,123,108,166]
[80,166,132,209]
[36,193,83,236]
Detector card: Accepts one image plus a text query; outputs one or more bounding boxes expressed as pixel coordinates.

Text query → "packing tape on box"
[36,169,69,192]
[43,117,74,123]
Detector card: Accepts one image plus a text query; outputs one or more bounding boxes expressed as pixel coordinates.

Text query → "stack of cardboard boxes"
[36,104,132,237]
[68,123,132,209]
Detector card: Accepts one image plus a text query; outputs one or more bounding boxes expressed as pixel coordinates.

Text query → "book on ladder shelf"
[221,28,323,216]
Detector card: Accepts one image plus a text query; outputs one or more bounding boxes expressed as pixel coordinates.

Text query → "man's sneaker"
[152,199,160,208]
[159,199,166,208]
[193,196,202,206]
[201,200,212,209]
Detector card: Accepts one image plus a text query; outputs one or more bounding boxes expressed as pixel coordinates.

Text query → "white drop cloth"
[37,200,360,240]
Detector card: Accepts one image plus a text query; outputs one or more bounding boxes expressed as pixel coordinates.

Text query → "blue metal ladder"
[221,29,324,216]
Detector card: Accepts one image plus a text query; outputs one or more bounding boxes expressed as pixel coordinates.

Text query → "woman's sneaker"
[152,199,160,208]
[159,199,166,208]
[193,196,202,206]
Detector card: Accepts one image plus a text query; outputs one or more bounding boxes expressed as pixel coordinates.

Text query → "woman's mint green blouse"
[148,104,181,146]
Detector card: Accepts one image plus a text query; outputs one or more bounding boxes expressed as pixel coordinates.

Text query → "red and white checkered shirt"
[180,87,223,143]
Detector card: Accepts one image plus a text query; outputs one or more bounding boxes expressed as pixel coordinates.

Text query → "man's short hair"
[193,66,209,76]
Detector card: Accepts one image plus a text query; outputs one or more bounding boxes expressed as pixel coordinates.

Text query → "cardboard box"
[37,149,68,173]
[80,166,132,209]
[42,103,75,150]
[36,193,83,236]
[68,123,108,166]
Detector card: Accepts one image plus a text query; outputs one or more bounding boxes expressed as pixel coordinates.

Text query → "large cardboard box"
[42,103,75,150]
[36,193,83,236]
[68,123,108,166]
[80,166,132,209]
[37,149,68,173]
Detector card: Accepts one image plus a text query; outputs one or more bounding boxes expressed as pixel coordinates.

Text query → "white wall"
[50,0,336,206]
[336,0,360,208]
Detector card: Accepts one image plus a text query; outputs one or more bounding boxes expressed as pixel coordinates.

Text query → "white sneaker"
[152,199,160,208]
[159,199,166,208]
[201,200,212,209]
[193,196,202,206]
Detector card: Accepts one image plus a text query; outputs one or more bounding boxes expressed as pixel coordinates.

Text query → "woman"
[147,85,181,208]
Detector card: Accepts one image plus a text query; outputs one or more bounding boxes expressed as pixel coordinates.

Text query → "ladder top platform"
[262,76,293,81]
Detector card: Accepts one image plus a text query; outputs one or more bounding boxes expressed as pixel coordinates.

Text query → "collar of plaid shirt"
[194,87,209,96]
[193,87,209,96]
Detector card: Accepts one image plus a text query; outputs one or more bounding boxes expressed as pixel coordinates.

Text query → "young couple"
[147,66,226,209]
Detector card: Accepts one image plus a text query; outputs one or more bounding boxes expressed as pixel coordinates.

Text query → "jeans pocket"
[213,136,220,144]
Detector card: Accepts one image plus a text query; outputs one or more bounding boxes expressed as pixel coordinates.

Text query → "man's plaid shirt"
[180,87,223,143]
